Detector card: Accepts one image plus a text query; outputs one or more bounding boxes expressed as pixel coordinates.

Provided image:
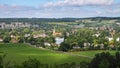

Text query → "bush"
[22,58,41,68]
[88,52,116,68]
[80,61,89,68]
[59,42,72,52]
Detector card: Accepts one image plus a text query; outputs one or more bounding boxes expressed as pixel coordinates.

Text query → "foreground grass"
[0,43,90,65]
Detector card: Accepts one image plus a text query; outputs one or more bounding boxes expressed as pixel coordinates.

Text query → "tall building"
[52,27,62,36]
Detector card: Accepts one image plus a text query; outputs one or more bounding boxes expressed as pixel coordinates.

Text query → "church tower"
[53,27,55,35]
[52,27,62,36]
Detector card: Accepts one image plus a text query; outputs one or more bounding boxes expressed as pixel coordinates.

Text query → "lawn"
[70,50,118,58]
[0,43,90,65]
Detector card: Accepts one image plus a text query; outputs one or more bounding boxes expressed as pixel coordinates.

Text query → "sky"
[0,0,120,18]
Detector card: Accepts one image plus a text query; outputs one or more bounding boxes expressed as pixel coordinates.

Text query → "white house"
[25,34,30,37]
[108,37,113,41]
[116,38,120,42]
[92,34,100,37]
[55,37,64,46]
[44,42,51,46]
[0,38,3,42]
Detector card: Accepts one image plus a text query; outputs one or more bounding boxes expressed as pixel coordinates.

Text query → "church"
[52,27,62,36]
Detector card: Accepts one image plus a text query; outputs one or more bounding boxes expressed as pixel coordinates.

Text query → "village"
[0,19,120,51]
[0,0,120,67]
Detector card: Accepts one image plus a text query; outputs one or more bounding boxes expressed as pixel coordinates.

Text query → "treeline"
[84,17,120,20]
[0,52,120,68]
[0,18,78,23]
[0,17,120,23]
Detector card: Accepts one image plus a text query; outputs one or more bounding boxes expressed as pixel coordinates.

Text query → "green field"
[70,50,118,58]
[0,43,90,65]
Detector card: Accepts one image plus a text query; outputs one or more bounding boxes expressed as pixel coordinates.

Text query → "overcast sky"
[0,0,120,18]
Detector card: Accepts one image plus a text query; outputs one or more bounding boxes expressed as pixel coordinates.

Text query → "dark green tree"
[18,37,25,43]
[89,52,116,68]
[3,36,11,43]
[22,58,41,68]
[0,56,3,68]
[116,52,120,68]
[80,61,89,68]
[59,42,72,52]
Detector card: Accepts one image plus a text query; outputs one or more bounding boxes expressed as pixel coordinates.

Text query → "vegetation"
[0,17,120,67]
[0,49,120,68]
[88,52,120,68]
[0,43,90,65]
[70,50,117,57]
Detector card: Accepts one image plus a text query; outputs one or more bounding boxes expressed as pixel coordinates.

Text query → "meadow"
[0,43,90,65]
[70,50,118,58]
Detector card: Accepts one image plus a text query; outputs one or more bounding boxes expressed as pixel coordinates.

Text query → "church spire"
[53,27,55,34]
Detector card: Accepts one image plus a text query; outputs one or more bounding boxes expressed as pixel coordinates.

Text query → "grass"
[0,43,90,65]
[70,50,118,58]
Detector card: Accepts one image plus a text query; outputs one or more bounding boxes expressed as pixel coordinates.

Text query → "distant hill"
[0,17,120,23]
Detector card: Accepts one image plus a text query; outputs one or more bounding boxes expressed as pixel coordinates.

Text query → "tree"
[116,52,120,68]
[89,52,116,68]
[28,37,37,45]
[22,58,41,68]
[70,62,76,68]
[98,59,109,68]
[0,56,3,68]
[23,28,30,33]
[18,37,25,43]
[3,36,11,43]
[80,61,89,68]
[59,42,72,52]
[60,63,70,68]
[36,38,45,48]
[44,37,55,44]
[0,54,6,68]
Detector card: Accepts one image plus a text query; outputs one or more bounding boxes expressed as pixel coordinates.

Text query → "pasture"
[0,43,90,65]
[70,50,118,58]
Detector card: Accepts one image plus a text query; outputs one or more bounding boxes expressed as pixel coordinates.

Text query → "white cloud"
[96,11,102,15]
[44,0,114,7]
[0,4,36,11]
[107,9,120,13]
[0,0,120,18]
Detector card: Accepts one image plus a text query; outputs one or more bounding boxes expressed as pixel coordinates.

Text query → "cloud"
[96,11,102,15]
[0,0,120,18]
[44,0,114,7]
[0,4,36,11]
[107,9,120,13]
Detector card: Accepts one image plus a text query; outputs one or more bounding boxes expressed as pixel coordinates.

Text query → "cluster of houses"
[0,21,119,49]
[0,22,39,29]
[0,27,65,47]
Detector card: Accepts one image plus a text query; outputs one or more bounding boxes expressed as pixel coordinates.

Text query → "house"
[55,37,64,46]
[11,35,16,38]
[33,34,47,38]
[92,34,100,37]
[0,38,3,42]
[25,34,31,37]
[0,22,31,29]
[116,38,120,42]
[44,42,51,46]
[66,32,70,37]
[10,35,19,43]
[73,46,80,49]
[0,23,5,29]
[84,42,90,48]
[108,37,113,41]
[108,37,115,47]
